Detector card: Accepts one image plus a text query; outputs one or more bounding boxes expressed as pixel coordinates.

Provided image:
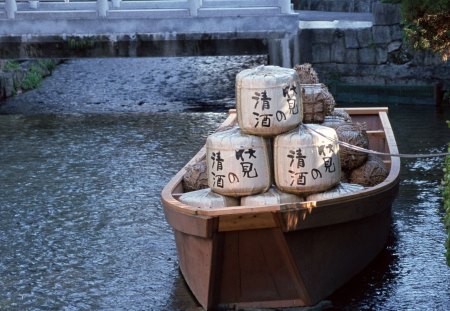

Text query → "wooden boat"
[161,107,400,310]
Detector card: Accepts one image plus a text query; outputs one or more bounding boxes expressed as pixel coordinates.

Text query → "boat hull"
[161,108,400,309]
[166,184,398,309]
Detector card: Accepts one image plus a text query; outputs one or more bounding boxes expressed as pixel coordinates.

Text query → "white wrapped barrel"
[236,65,302,136]
[306,182,364,201]
[274,124,341,195]
[206,126,272,197]
[179,188,239,209]
[241,186,304,206]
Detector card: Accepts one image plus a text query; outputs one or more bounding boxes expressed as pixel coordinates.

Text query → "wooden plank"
[174,230,218,309]
[342,107,388,114]
[163,203,217,238]
[217,228,310,307]
[218,212,278,232]
[278,184,398,231]
[366,129,385,137]
[378,111,401,181]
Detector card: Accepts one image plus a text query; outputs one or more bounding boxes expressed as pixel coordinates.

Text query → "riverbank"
[0,59,61,101]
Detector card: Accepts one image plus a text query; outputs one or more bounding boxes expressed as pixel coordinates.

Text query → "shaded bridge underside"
[0,14,300,65]
[0,32,276,59]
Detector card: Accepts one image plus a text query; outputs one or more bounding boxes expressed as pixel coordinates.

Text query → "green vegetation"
[37,59,57,72]
[0,59,59,97]
[444,121,450,266]
[3,60,21,71]
[68,37,95,49]
[384,0,450,61]
[21,65,43,90]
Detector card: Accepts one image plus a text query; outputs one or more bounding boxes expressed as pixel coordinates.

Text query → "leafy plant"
[21,65,43,90]
[38,59,57,72]
[384,0,450,61]
[3,60,21,71]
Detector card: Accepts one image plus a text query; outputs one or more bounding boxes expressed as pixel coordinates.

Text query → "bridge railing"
[1,0,294,19]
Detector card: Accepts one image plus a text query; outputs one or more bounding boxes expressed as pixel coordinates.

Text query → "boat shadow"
[327,224,400,309]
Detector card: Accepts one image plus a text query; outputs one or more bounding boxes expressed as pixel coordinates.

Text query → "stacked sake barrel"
[181,65,352,209]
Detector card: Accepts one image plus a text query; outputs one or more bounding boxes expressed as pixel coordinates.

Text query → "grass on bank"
[1,59,59,93]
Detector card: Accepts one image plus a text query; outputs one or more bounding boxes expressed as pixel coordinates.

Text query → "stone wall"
[298,3,450,90]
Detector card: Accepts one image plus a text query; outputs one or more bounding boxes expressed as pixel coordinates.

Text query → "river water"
[0,58,449,310]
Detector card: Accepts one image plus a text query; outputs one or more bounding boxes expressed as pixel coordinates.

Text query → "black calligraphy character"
[236,148,257,161]
[276,110,287,122]
[253,112,273,128]
[253,112,260,127]
[289,170,308,186]
[211,151,224,171]
[260,90,271,110]
[212,172,225,188]
[252,90,272,110]
[326,144,335,155]
[252,92,261,109]
[311,168,322,180]
[296,172,308,185]
[282,86,290,97]
[235,149,245,161]
[291,85,298,94]
[287,150,296,167]
[323,157,336,173]
[295,149,306,168]
[228,172,240,184]
[318,145,326,156]
[261,114,273,127]
[283,84,298,95]
[241,162,258,178]
[287,149,306,168]
[245,148,257,159]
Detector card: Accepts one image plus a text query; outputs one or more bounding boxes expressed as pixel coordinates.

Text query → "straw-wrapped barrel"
[206,126,272,197]
[179,188,239,209]
[236,65,302,136]
[274,124,341,195]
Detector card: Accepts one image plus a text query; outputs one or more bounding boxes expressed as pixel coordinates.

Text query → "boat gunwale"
[161,107,400,218]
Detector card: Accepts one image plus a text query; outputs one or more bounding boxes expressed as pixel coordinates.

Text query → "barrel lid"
[206,125,267,149]
[236,65,298,89]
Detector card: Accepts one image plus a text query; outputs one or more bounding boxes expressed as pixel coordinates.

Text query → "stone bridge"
[0,0,300,66]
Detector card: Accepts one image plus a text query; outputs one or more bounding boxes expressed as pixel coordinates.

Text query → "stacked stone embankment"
[298,2,450,92]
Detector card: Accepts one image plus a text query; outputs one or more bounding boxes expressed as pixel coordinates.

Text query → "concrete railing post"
[97,0,108,17]
[111,0,121,9]
[5,0,17,19]
[28,0,39,9]
[189,0,202,17]
[278,0,292,14]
